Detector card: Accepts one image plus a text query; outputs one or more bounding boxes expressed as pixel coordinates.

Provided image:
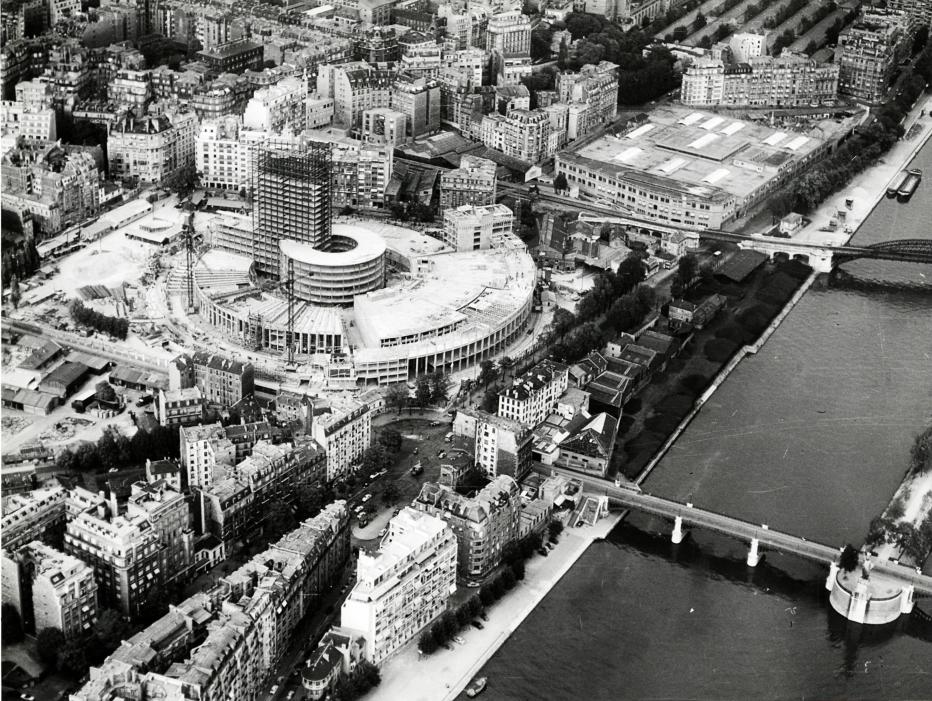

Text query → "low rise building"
[170,350,255,407]
[301,628,366,700]
[1,541,98,638]
[440,155,497,211]
[341,508,457,663]
[197,39,264,75]
[442,203,513,252]
[412,475,520,579]
[158,387,204,427]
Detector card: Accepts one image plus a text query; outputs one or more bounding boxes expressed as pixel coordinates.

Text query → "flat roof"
[567,106,850,203]
[279,224,386,267]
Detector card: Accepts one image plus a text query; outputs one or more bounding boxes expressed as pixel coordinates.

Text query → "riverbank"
[363,511,623,701]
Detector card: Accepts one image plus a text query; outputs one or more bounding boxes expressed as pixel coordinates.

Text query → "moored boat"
[897,168,922,200]
[887,169,910,197]
[466,677,488,697]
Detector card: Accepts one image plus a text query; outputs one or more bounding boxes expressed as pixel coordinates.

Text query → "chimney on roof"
[109,490,119,519]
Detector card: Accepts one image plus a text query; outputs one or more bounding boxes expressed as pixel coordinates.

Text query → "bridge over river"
[532,464,932,621]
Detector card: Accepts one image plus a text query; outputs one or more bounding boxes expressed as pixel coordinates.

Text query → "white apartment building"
[477,108,551,163]
[108,111,197,186]
[329,136,394,209]
[440,154,497,210]
[64,496,163,619]
[486,11,532,55]
[243,76,308,133]
[441,48,486,87]
[196,115,243,191]
[442,203,513,252]
[681,54,840,107]
[311,402,371,482]
[556,61,619,125]
[180,422,236,490]
[0,102,57,143]
[360,107,407,146]
[126,481,194,584]
[1,486,67,553]
[1,541,98,639]
[498,359,570,428]
[317,61,394,130]
[453,408,532,479]
[729,31,769,63]
[341,508,457,664]
[307,94,335,129]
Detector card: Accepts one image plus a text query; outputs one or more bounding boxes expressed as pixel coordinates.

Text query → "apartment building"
[108,111,197,186]
[556,61,619,124]
[412,475,520,579]
[169,350,255,407]
[837,9,911,104]
[70,502,350,701]
[341,508,457,664]
[1,485,67,552]
[243,75,307,133]
[197,38,263,75]
[317,61,394,130]
[486,11,532,55]
[195,115,243,191]
[126,481,194,584]
[400,31,442,78]
[330,135,394,209]
[499,359,570,428]
[64,494,162,619]
[728,30,768,62]
[477,108,551,163]
[0,142,99,235]
[453,408,533,480]
[360,107,407,146]
[1,541,97,638]
[440,154,497,211]
[158,387,204,427]
[442,203,513,252]
[230,440,326,510]
[0,100,56,142]
[311,401,371,481]
[354,26,400,63]
[681,54,839,107]
[197,476,255,549]
[180,422,236,490]
[391,73,441,138]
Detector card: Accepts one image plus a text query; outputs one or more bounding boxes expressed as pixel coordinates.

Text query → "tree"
[557,37,569,69]
[93,608,131,651]
[419,629,439,654]
[839,544,859,572]
[96,381,117,404]
[415,374,432,407]
[500,567,517,591]
[385,383,408,414]
[478,359,498,387]
[1,604,24,644]
[265,500,297,541]
[361,444,390,473]
[692,11,706,31]
[429,370,449,404]
[553,172,569,193]
[378,428,402,452]
[675,254,698,291]
[548,519,564,541]
[37,627,65,666]
[57,638,90,677]
[466,594,482,617]
[9,274,21,308]
[382,483,400,505]
[511,558,526,581]
[479,585,496,607]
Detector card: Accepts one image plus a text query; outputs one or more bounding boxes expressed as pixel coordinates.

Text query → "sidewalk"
[365,512,623,701]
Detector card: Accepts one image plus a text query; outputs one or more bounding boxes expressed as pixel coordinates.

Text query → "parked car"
[286,691,296,700]
[269,685,279,695]
[362,493,372,503]
[430,420,441,426]
[378,527,387,537]
[453,636,466,645]
[471,619,484,630]
[538,548,549,557]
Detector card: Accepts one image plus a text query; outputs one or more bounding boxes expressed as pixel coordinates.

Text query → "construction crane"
[183,205,196,313]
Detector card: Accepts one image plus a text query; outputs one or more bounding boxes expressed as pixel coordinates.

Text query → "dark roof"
[192,350,249,376]
[302,641,342,683]
[716,249,768,283]
[68,351,112,371]
[18,340,63,370]
[148,459,180,475]
[40,361,88,387]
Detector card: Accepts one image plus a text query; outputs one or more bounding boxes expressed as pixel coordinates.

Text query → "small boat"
[466,677,488,697]
[887,169,909,197]
[897,168,922,200]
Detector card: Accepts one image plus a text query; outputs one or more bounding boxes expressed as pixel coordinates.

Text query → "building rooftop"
[566,105,851,203]
[279,224,387,268]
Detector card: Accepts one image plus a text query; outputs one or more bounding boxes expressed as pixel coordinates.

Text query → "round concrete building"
[279,224,387,305]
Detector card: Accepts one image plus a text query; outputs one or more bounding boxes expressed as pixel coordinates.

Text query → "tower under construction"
[252,139,332,277]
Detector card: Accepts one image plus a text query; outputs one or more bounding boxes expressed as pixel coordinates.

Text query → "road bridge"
[532,464,932,604]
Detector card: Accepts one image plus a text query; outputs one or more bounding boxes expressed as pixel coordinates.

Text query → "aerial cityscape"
[0,0,930,696]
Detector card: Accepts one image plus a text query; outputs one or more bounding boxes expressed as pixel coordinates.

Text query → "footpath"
[366,512,623,701]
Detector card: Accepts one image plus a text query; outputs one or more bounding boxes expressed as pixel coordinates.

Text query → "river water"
[474,139,932,700]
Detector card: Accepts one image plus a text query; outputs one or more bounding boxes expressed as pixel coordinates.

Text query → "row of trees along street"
[382,371,451,414]
[70,299,130,340]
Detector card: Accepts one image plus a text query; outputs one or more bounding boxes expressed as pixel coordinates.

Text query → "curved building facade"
[279,224,387,305]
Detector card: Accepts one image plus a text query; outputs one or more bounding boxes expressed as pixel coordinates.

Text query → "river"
[472,139,932,700]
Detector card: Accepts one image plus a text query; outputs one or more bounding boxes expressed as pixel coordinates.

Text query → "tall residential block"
[311,401,371,481]
[486,11,532,55]
[1,541,98,638]
[442,203,513,252]
[836,10,911,104]
[440,155,497,211]
[452,408,533,480]
[126,481,194,584]
[341,508,457,664]
[1,486,67,552]
[498,359,570,428]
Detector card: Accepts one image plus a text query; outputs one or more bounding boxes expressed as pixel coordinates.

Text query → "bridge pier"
[825,562,840,591]
[671,516,685,544]
[746,538,760,567]
[900,585,915,615]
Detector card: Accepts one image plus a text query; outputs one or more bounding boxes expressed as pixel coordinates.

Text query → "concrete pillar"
[847,581,869,624]
[900,585,915,614]
[671,516,684,544]
[825,562,839,592]
[746,538,760,567]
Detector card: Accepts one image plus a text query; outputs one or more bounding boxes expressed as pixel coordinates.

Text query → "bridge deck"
[534,464,932,596]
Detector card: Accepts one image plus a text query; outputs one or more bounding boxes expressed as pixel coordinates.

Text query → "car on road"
[270,685,279,695]
[362,493,372,503]
[453,635,466,645]
[378,527,387,537]
[437,451,446,458]
[20,694,36,701]
[538,548,549,557]
[430,420,441,426]
[286,691,296,700]
[471,619,484,630]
